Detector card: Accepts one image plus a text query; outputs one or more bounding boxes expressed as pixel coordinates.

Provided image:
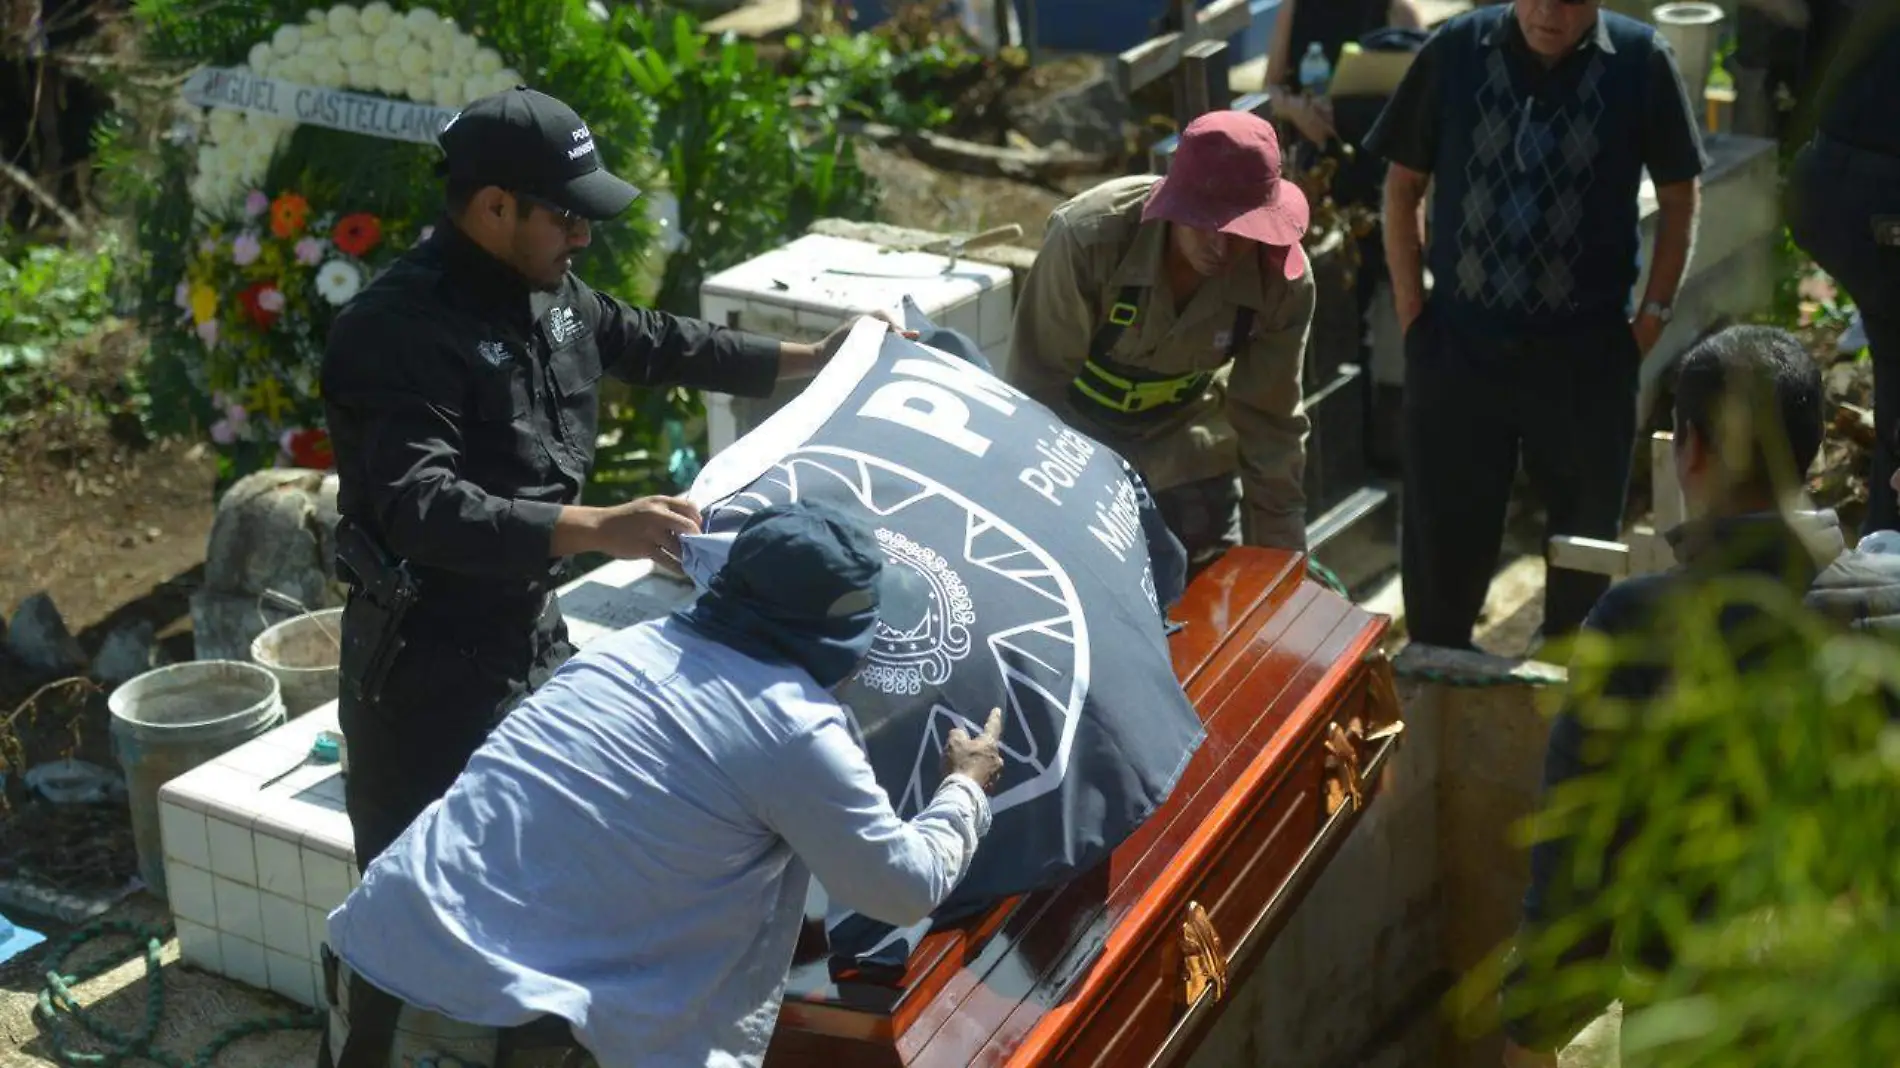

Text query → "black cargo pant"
[1399,304,1640,649]
[337,592,576,869]
[1788,132,1900,536]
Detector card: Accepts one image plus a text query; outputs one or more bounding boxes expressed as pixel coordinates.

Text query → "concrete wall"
[1187,644,1565,1068]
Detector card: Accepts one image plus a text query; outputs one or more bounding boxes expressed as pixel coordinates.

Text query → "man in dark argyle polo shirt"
[1366,0,1706,651]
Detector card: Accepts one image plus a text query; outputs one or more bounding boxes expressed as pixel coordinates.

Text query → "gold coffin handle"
[1179,901,1228,1007]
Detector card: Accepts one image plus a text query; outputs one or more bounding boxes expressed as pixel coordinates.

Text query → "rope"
[33,920,323,1067]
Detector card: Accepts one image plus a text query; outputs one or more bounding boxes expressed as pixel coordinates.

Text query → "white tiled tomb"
[697,232,1015,456]
[157,558,698,1005]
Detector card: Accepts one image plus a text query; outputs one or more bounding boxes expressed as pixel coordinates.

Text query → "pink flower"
[256,286,285,313]
[244,190,269,218]
[294,237,327,265]
[210,419,236,445]
[225,402,248,425]
[231,232,262,266]
[195,319,219,348]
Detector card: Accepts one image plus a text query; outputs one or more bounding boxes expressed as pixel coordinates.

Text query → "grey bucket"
[109,661,286,899]
[250,607,343,716]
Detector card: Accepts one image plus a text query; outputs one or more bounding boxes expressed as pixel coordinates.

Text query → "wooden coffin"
[765,546,1405,1068]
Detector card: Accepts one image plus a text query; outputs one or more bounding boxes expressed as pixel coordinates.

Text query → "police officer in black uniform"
[320,87,891,873]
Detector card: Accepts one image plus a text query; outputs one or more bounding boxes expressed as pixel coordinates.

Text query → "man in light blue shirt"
[321,501,1003,1068]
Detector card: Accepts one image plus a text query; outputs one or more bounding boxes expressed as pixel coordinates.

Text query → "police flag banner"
[182,66,457,146]
[686,318,1205,966]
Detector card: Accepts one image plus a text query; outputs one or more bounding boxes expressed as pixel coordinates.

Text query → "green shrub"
[1466,575,1900,1066]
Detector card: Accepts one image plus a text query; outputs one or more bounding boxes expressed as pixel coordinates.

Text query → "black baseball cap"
[437,87,640,221]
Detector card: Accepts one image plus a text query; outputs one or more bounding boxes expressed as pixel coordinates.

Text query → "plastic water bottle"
[1298,42,1332,96]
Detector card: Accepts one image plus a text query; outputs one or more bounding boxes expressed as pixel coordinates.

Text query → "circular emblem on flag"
[862,528,976,697]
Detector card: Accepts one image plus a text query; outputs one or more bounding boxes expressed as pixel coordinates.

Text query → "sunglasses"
[512,191,585,231]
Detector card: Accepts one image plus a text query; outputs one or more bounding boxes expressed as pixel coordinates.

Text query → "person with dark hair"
[319,501,1004,1068]
[320,87,908,872]
[1500,324,1843,1066]
[1785,0,1900,536]
[1365,0,1708,651]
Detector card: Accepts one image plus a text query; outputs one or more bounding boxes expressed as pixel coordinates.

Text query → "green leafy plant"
[117,0,660,485]
[1460,575,1900,1066]
[0,233,131,438]
[0,235,116,373]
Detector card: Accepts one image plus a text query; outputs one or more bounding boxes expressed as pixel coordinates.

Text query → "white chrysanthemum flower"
[376,67,406,95]
[358,1,392,35]
[451,33,476,59]
[404,7,441,34]
[314,59,348,88]
[398,43,431,77]
[337,34,370,64]
[271,24,302,55]
[427,27,455,57]
[432,76,462,107]
[248,42,272,70]
[304,37,335,61]
[328,4,360,38]
[347,64,377,90]
[472,47,502,74]
[370,32,403,67]
[210,108,241,139]
[489,69,521,93]
[462,75,490,103]
[406,77,433,102]
[275,56,307,82]
[305,7,327,27]
[315,260,364,305]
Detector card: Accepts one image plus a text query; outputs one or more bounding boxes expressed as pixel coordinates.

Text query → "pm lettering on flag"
[689,319,1203,936]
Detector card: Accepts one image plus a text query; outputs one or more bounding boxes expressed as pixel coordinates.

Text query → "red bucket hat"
[1142,111,1310,280]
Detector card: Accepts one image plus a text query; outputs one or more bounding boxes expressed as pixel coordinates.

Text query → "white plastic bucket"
[250,607,343,716]
[1654,3,1725,127]
[109,661,285,899]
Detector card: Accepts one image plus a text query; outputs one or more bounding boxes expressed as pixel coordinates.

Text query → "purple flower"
[294,237,326,265]
[196,319,219,349]
[225,402,249,424]
[210,419,236,445]
[231,232,262,266]
[257,287,285,313]
[173,280,191,310]
[244,190,269,218]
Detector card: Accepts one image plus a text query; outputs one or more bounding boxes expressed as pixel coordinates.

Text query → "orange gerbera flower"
[269,192,310,239]
[332,213,384,258]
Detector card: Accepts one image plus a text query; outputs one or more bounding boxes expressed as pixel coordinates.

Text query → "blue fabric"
[676,501,883,688]
[1428,8,1653,334]
[0,910,45,966]
[327,619,989,1068]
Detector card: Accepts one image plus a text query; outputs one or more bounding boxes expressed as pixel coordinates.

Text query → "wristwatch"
[1640,300,1674,324]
